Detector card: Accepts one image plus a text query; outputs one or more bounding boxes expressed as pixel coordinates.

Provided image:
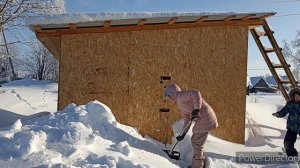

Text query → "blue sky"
[65,0,300,77]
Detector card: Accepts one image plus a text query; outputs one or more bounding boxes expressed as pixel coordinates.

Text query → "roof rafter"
[168,17,178,24]
[195,16,208,23]
[104,21,111,28]
[137,19,146,26]
[224,15,236,21]
[36,19,265,37]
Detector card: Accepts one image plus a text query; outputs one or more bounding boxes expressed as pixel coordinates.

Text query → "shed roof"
[29,12,275,60]
[28,12,275,37]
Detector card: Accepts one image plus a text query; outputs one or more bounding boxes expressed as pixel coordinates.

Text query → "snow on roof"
[26,12,275,30]
[250,76,262,86]
[265,76,277,85]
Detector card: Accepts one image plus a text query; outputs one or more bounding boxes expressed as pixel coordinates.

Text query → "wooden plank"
[273,64,284,69]
[36,19,264,37]
[34,25,42,32]
[69,23,77,30]
[38,36,61,60]
[137,19,146,26]
[259,13,276,19]
[264,46,275,53]
[104,20,111,28]
[224,15,236,21]
[168,17,177,24]
[195,16,208,23]
[248,25,260,30]
[240,14,256,20]
[255,28,266,37]
[281,80,291,84]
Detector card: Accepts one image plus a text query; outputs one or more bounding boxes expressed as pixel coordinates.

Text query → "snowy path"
[11,89,37,110]
[0,79,58,127]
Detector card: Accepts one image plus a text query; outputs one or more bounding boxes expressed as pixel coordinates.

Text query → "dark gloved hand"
[272,112,280,117]
[191,109,200,120]
[176,133,186,141]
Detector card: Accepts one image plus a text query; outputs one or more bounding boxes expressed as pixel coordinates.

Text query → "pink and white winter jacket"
[165,83,218,133]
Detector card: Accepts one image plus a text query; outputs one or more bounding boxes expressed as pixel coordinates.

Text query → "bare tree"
[0,0,65,79]
[18,40,58,81]
[282,31,300,80]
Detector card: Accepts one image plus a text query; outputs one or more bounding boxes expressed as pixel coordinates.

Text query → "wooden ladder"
[250,19,298,101]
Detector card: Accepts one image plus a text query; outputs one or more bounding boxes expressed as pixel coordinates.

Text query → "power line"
[274,13,300,17]
[229,0,300,7]
[260,0,300,4]
[192,0,300,12]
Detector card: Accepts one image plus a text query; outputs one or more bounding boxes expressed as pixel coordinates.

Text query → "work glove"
[272,112,280,117]
[176,133,186,141]
[191,109,200,120]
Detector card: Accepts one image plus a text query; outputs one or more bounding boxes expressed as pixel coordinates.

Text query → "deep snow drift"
[1,79,300,167]
[0,101,179,167]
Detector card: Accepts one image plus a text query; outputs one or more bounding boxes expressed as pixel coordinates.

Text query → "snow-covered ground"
[0,79,299,167]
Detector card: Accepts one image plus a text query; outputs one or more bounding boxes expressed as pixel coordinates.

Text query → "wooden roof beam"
[104,20,111,28]
[195,16,208,23]
[137,19,147,26]
[224,15,236,21]
[69,23,77,30]
[168,17,178,24]
[259,13,275,19]
[36,19,265,37]
[34,25,42,32]
[241,14,256,20]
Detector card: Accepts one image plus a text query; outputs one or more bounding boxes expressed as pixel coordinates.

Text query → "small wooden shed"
[28,12,275,144]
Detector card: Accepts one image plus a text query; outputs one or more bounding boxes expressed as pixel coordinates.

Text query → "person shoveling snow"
[164,83,218,168]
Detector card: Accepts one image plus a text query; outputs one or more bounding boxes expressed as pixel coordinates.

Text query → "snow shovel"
[164,120,193,160]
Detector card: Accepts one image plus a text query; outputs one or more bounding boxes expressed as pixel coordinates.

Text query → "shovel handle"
[168,120,193,154]
[179,120,193,136]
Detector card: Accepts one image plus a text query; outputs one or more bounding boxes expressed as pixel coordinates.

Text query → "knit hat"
[289,87,300,101]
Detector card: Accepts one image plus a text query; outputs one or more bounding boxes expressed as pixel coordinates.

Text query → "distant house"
[249,76,277,93]
[264,76,277,87]
[264,75,291,91]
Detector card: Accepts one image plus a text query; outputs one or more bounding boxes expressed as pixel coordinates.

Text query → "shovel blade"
[163,150,180,160]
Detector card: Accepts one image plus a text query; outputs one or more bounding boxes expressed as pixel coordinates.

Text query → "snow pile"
[1,79,300,167]
[0,100,179,167]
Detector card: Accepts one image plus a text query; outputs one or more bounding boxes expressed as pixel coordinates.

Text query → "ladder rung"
[273,64,284,68]
[280,80,291,84]
[264,47,282,53]
[255,29,266,37]
[265,48,276,53]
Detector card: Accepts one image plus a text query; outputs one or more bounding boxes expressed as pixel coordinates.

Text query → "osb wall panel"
[60,33,130,123]
[38,36,61,60]
[59,26,248,144]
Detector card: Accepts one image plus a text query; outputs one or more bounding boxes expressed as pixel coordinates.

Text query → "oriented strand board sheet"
[38,36,61,60]
[59,26,248,144]
[59,33,130,123]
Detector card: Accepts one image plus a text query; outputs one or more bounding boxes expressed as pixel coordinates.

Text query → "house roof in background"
[265,76,277,85]
[250,76,263,86]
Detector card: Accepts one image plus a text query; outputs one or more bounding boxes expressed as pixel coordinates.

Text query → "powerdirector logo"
[236,152,300,164]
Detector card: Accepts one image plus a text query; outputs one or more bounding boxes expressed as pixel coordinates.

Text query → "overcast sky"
[65,0,300,77]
